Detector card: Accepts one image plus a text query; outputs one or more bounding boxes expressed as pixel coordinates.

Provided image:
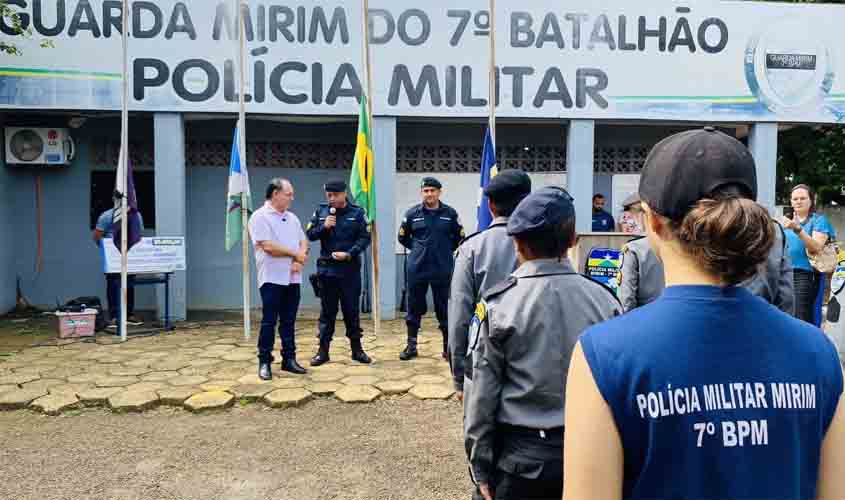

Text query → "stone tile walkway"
[0,318,457,415]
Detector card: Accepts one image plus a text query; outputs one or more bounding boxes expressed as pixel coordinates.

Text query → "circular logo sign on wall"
[745,19,835,114]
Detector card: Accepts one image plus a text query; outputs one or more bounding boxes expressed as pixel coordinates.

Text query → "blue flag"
[477,126,498,231]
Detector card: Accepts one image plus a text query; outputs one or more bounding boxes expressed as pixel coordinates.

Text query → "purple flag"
[112,149,142,253]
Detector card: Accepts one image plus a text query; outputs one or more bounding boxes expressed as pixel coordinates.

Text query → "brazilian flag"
[349,94,375,222]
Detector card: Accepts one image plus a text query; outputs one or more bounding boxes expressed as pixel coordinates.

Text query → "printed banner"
[100,236,186,274]
[1,0,845,122]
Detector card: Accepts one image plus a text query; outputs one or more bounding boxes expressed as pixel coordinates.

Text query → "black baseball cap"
[421,177,442,189]
[324,180,347,192]
[483,169,532,202]
[507,186,575,236]
[639,127,758,221]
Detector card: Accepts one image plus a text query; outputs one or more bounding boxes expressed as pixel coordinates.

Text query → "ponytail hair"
[667,185,775,285]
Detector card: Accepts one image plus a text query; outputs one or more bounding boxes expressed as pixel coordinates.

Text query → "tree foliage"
[0,1,53,56]
[778,127,845,206]
[766,0,845,206]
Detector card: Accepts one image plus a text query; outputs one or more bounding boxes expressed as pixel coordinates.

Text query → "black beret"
[507,186,575,236]
[421,177,442,189]
[483,169,532,201]
[324,180,347,192]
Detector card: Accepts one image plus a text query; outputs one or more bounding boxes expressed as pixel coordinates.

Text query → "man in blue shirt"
[92,203,144,327]
[591,193,615,232]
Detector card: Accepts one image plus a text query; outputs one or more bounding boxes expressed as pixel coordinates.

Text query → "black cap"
[324,180,347,192]
[507,186,575,236]
[483,169,532,202]
[639,127,757,221]
[421,177,442,189]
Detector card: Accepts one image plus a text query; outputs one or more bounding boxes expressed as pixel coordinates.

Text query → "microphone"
[328,207,336,231]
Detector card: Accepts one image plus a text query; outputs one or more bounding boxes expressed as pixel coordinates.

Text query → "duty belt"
[499,423,564,440]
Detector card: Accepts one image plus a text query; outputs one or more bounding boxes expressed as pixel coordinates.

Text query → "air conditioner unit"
[4,127,75,165]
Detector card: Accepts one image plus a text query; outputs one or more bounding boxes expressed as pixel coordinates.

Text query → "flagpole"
[362,0,380,336]
[238,0,251,341]
[120,0,129,342]
[489,0,496,143]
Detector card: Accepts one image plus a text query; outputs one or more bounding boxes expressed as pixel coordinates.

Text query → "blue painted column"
[373,116,397,320]
[0,138,14,313]
[154,113,187,321]
[566,120,596,234]
[748,123,778,211]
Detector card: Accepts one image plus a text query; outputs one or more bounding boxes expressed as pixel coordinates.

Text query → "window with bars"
[92,141,651,173]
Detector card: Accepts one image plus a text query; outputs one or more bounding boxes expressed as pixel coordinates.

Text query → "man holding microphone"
[307,180,372,366]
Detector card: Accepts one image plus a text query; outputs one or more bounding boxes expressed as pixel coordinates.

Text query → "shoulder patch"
[483,276,518,300]
[578,274,623,310]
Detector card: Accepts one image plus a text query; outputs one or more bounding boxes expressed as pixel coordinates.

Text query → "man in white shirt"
[249,178,309,380]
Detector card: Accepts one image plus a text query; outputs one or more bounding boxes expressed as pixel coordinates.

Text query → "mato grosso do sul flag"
[349,95,375,222]
[225,125,253,251]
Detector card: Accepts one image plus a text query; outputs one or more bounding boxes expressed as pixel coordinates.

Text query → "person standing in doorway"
[249,178,309,380]
[93,194,144,328]
[398,177,464,361]
[616,193,645,234]
[591,193,615,232]
[782,184,836,325]
[307,180,372,366]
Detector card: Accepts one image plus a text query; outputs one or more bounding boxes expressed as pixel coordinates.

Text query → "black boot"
[350,338,371,364]
[258,361,272,380]
[282,357,307,375]
[441,329,449,360]
[400,327,419,361]
[310,340,331,366]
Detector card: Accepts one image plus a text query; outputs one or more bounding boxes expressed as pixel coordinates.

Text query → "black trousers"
[105,273,135,320]
[405,279,449,332]
[318,274,362,343]
[473,426,564,500]
[257,283,300,362]
[794,269,821,324]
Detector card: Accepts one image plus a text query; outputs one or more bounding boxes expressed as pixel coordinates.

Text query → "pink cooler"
[54,309,97,339]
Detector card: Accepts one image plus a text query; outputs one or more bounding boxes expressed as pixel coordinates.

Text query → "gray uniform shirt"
[618,221,794,314]
[448,217,517,392]
[463,258,622,484]
[618,237,664,312]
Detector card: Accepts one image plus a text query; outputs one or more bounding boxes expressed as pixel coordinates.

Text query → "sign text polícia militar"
[2,0,844,123]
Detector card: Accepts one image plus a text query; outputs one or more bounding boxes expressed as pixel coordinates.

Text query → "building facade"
[1,1,843,318]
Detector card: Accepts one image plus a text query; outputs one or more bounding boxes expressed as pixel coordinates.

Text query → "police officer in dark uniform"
[398,176,464,361]
[464,186,621,500]
[307,180,372,366]
[448,169,531,400]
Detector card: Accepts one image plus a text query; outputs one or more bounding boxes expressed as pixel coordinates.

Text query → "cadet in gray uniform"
[618,221,794,313]
[464,187,622,500]
[448,170,531,399]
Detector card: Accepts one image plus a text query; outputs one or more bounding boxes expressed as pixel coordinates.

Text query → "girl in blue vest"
[563,128,844,499]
